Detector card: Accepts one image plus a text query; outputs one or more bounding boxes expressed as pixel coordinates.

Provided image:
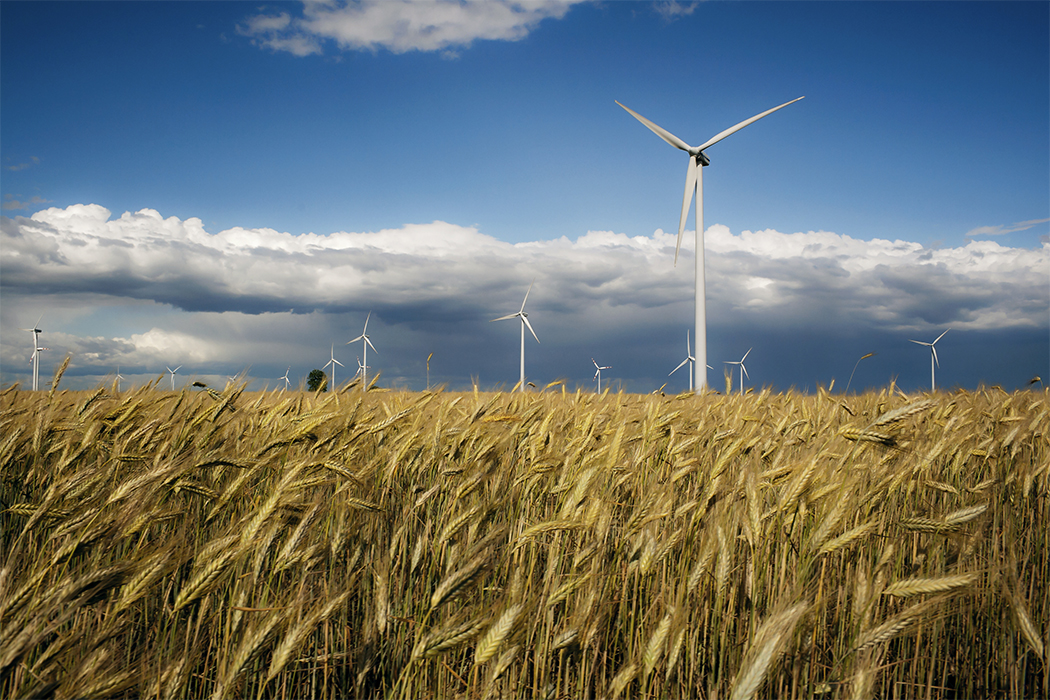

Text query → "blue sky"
[2,1,1048,394]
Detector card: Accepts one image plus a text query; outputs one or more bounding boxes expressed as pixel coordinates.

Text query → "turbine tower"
[491,284,539,392]
[347,312,377,390]
[617,96,804,393]
[592,358,611,393]
[724,348,751,394]
[909,329,949,391]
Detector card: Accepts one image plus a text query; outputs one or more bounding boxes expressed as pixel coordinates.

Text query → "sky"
[2,0,1048,394]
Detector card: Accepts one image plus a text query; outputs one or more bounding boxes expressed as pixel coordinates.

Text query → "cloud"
[2,195,51,211]
[653,1,700,21]
[3,205,1047,339]
[965,218,1050,237]
[5,156,40,172]
[239,0,586,55]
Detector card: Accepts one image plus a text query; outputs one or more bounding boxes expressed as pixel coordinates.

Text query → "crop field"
[1,364,1047,699]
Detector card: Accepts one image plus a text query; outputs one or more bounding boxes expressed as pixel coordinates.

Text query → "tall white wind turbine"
[324,344,344,389]
[724,348,751,394]
[491,284,539,392]
[115,366,125,393]
[166,365,181,391]
[909,328,949,391]
[617,96,804,394]
[280,367,291,391]
[347,312,377,390]
[592,358,611,393]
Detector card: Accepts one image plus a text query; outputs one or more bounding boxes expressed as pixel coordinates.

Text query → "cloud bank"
[239,0,585,56]
[3,204,1047,340]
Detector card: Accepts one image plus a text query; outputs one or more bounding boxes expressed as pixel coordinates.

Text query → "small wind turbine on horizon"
[347,312,377,390]
[20,317,45,391]
[324,344,344,389]
[491,284,540,392]
[115,366,125,392]
[669,329,697,392]
[724,348,752,394]
[166,366,181,391]
[617,96,804,394]
[592,358,611,393]
[354,356,369,382]
[280,367,291,391]
[909,329,950,391]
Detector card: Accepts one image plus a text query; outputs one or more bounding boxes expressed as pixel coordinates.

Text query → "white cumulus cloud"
[239,0,586,56]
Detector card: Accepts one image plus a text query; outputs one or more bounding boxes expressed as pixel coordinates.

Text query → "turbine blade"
[365,337,378,353]
[686,329,691,355]
[741,347,752,362]
[347,334,364,344]
[520,282,534,313]
[931,346,939,368]
[174,366,181,372]
[909,339,931,346]
[522,315,540,343]
[334,358,345,367]
[933,328,950,344]
[363,311,371,333]
[670,358,689,375]
[696,96,805,152]
[491,313,518,322]
[594,368,600,379]
[741,364,750,380]
[615,101,693,152]
[675,156,699,266]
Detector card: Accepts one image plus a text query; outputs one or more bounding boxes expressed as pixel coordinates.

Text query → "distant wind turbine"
[592,358,611,393]
[280,367,291,391]
[491,284,540,392]
[617,96,804,394]
[724,348,752,394]
[669,329,697,392]
[20,317,44,391]
[909,329,949,391]
[347,312,377,390]
[115,366,125,393]
[324,344,344,389]
[426,352,433,390]
[166,366,182,391]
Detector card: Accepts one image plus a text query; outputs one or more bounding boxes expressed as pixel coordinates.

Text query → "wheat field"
[1,364,1047,699]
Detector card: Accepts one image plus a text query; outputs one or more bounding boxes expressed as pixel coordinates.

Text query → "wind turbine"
[324,344,344,389]
[115,366,125,393]
[592,358,611,393]
[347,312,377,390]
[426,352,433,390]
[617,96,804,394]
[724,348,751,394]
[166,366,181,391]
[354,356,369,381]
[491,284,539,392]
[669,329,697,392]
[909,329,949,391]
[280,367,291,391]
[20,317,44,391]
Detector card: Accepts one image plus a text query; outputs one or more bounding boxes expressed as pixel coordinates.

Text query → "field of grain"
[1,365,1047,699]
